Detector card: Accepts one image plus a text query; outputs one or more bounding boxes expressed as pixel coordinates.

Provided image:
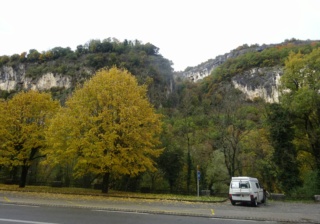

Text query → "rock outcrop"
[0,65,71,91]
[232,67,283,103]
[177,40,319,103]
[177,45,266,82]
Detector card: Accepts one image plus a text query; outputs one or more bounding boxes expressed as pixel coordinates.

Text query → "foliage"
[241,127,276,189]
[44,67,163,193]
[204,41,320,92]
[208,86,252,178]
[266,103,302,193]
[158,121,184,193]
[158,75,264,193]
[0,38,173,109]
[0,91,59,187]
[205,150,229,193]
[2,39,320,196]
[280,48,320,190]
[290,170,320,198]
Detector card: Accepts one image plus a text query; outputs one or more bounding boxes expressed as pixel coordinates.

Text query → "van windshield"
[231,181,250,189]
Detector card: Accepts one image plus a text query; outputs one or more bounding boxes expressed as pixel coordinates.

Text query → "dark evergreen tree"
[158,148,184,193]
[266,103,302,193]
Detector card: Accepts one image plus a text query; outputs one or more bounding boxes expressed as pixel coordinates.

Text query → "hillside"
[0,39,174,107]
[1,38,320,197]
[176,39,320,102]
[165,39,320,196]
[2,38,319,105]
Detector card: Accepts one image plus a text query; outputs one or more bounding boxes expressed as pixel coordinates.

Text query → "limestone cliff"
[0,65,71,91]
[177,39,319,103]
[176,45,266,82]
[175,45,283,103]
[232,66,283,103]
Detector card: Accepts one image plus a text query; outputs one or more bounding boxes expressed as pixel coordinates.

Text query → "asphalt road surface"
[0,190,319,223]
[0,203,279,224]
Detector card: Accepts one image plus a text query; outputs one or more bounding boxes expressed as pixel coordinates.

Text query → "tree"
[280,49,320,190]
[266,103,301,193]
[88,39,102,53]
[205,150,229,193]
[27,49,40,62]
[158,122,184,193]
[0,91,59,187]
[176,84,200,193]
[240,128,276,192]
[211,87,250,178]
[44,67,163,193]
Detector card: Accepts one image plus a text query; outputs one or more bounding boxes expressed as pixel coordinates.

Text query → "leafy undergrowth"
[0,184,227,202]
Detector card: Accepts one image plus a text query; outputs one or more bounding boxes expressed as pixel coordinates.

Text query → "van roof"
[231,176,258,181]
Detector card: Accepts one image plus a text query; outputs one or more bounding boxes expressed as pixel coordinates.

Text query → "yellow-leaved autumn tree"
[0,91,59,187]
[44,67,163,193]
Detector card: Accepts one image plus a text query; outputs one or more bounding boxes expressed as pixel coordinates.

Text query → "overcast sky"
[1,0,319,71]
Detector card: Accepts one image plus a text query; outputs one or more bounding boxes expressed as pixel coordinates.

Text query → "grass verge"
[0,184,227,202]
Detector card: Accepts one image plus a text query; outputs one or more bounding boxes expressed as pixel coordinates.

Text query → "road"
[0,190,319,223]
[0,203,278,224]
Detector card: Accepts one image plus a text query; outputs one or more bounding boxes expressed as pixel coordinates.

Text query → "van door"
[255,182,264,202]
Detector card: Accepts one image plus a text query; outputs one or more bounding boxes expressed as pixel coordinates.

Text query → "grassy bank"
[0,184,227,202]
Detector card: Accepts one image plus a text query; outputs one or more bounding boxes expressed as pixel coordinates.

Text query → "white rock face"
[0,66,20,91]
[29,73,71,90]
[232,78,280,103]
[232,67,283,103]
[184,67,212,82]
[1,63,283,103]
[179,55,226,82]
[0,65,71,91]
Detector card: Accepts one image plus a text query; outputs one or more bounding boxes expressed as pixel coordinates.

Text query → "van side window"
[256,183,260,188]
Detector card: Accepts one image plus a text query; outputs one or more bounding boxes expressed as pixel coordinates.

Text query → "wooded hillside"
[0,39,319,197]
[0,38,174,107]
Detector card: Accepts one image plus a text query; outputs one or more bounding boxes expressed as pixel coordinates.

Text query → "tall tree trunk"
[187,149,192,194]
[19,147,40,188]
[169,180,174,194]
[101,172,110,193]
[19,165,29,188]
[311,141,320,189]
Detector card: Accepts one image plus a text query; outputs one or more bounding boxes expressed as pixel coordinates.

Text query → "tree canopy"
[0,90,59,187]
[44,67,163,193]
[280,48,320,189]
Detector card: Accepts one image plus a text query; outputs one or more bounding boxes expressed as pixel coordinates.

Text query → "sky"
[1,0,320,71]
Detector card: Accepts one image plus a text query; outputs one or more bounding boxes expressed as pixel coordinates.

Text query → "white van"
[229,176,265,207]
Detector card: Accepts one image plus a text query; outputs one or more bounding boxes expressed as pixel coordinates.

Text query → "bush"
[289,171,320,198]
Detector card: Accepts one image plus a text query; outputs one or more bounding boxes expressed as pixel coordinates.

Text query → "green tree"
[44,67,163,193]
[211,88,250,178]
[205,150,229,193]
[266,103,301,193]
[240,128,276,192]
[27,49,40,62]
[280,49,320,189]
[158,122,184,193]
[0,55,10,66]
[0,91,59,187]
[176,85,199,193]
